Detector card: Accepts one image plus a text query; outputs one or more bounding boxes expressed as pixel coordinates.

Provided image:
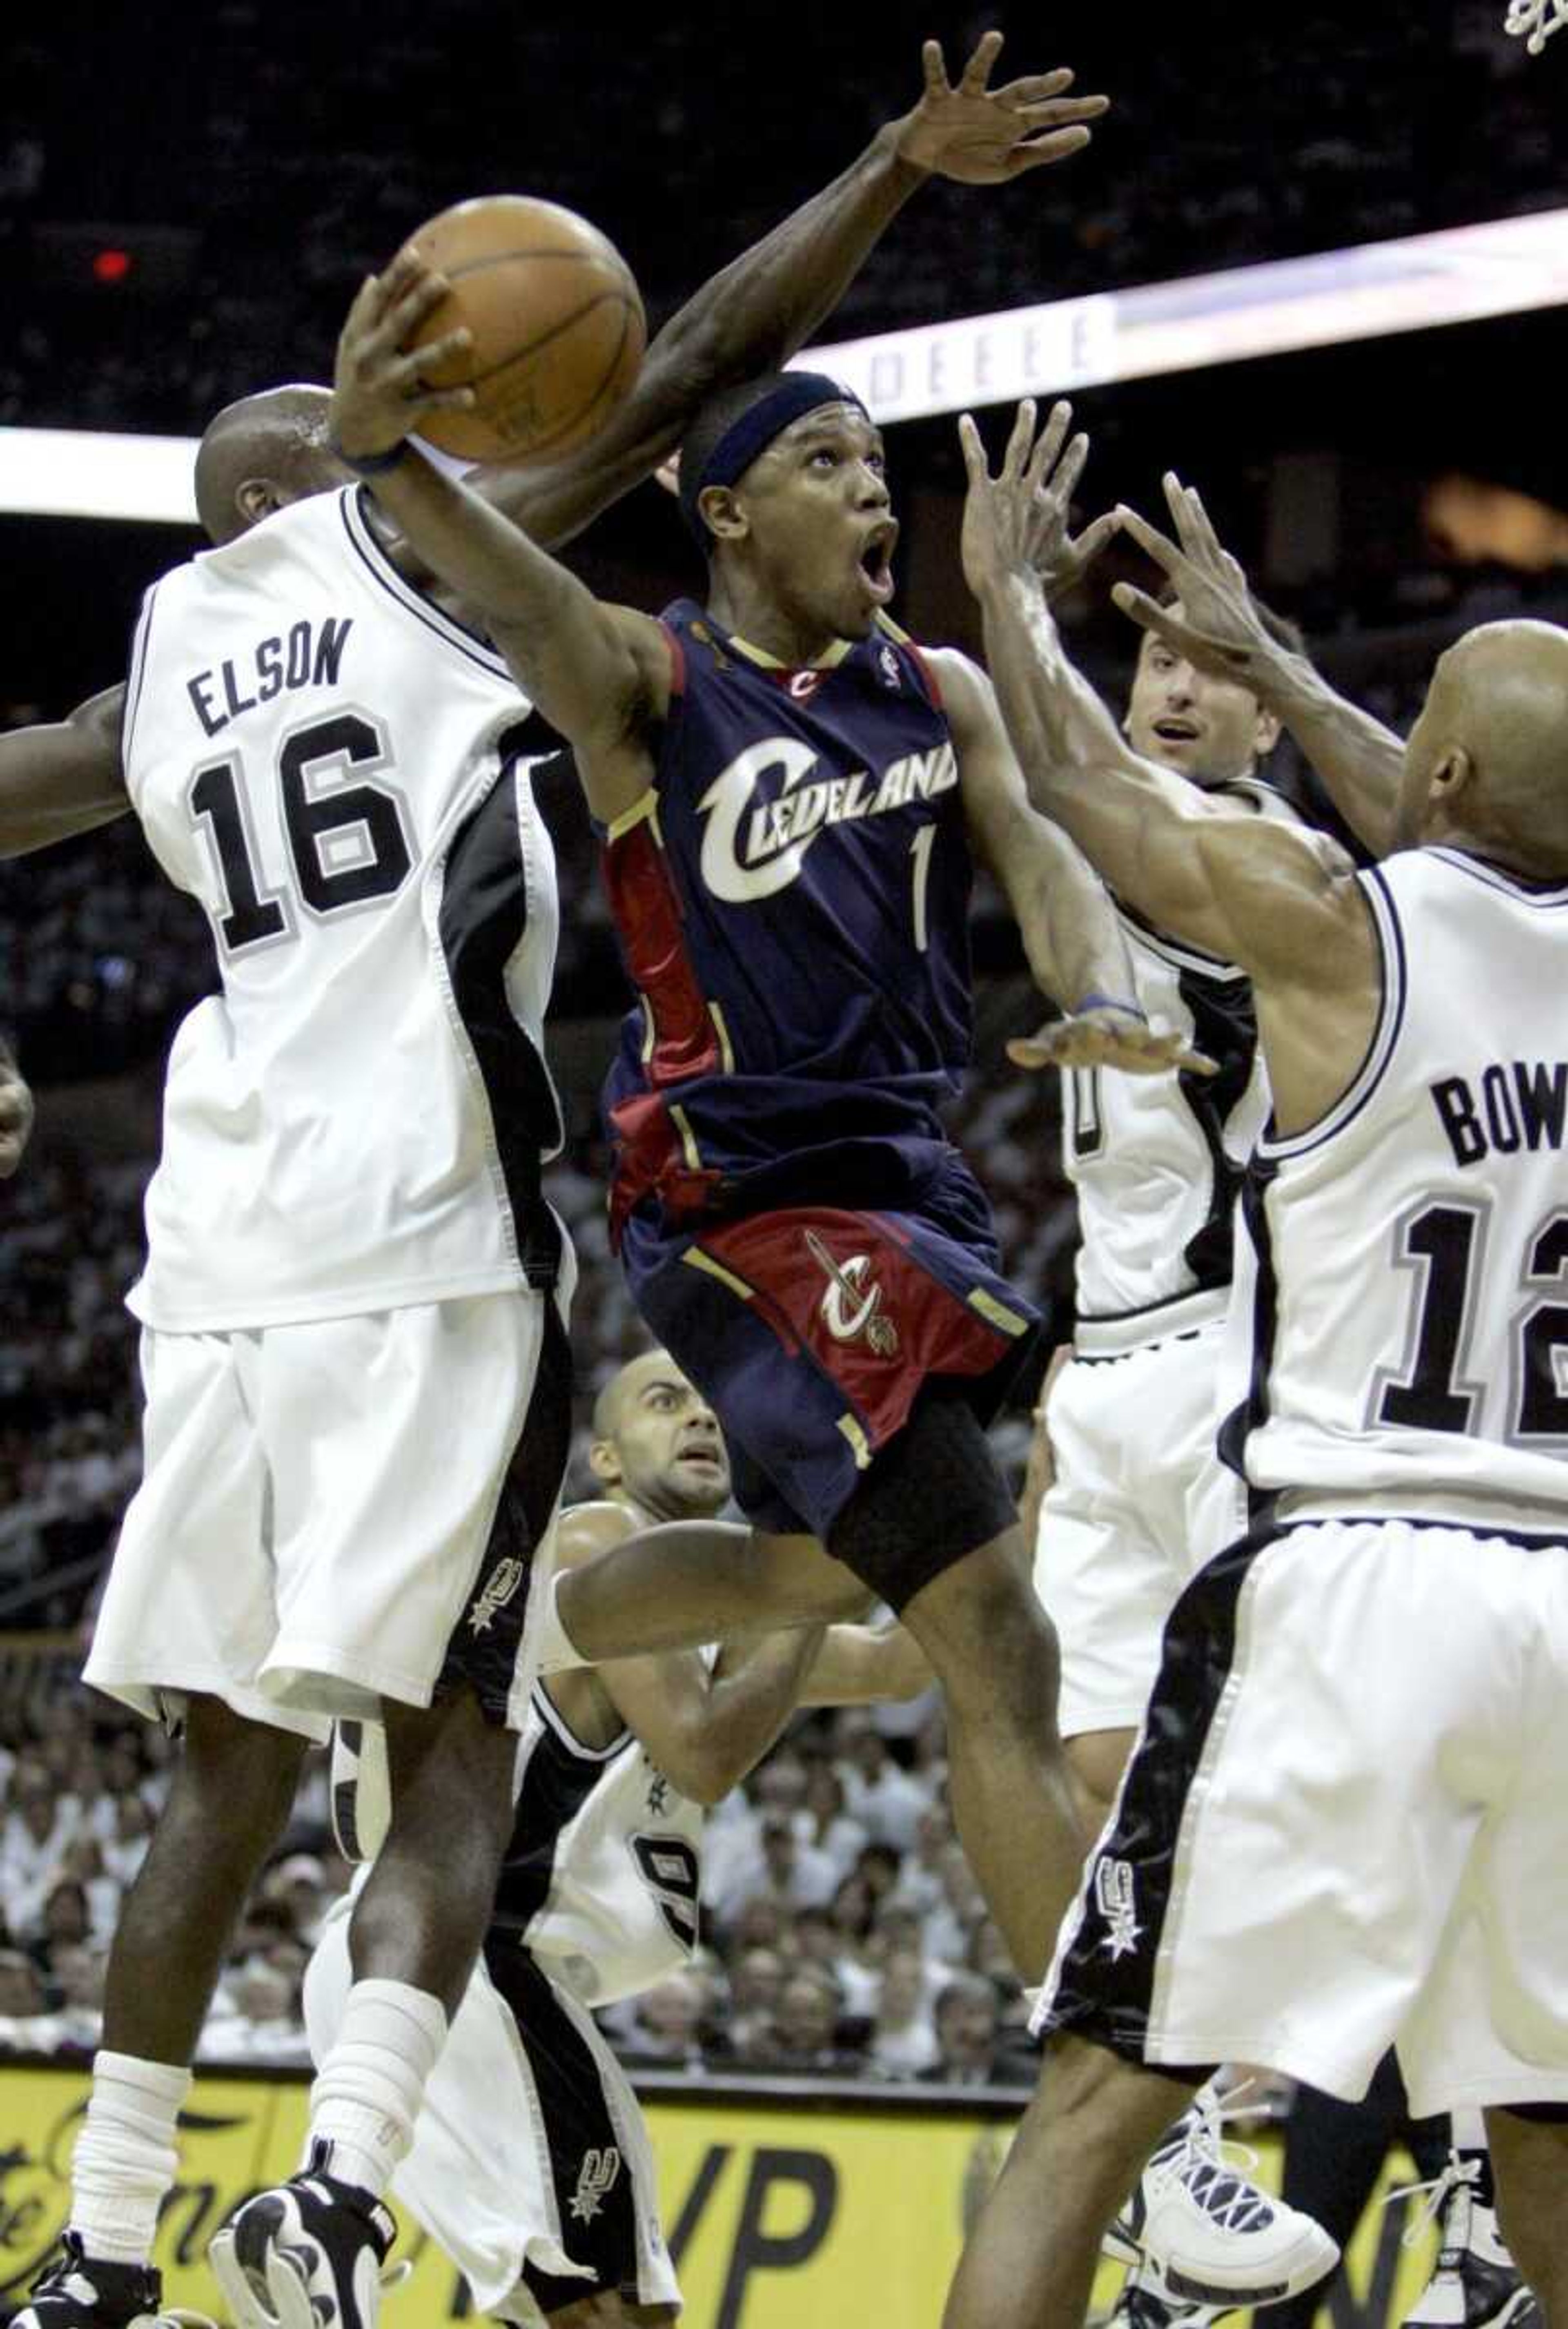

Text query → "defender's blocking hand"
[1112,475,1282,684]
[893,32,1109,184]
[331,254,477,465]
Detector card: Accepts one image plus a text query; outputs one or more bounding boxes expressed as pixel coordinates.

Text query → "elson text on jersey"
[186,615,355,738]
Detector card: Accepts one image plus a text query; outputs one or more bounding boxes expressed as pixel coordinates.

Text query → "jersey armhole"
[659,619,687,700]
[120,582,162,800]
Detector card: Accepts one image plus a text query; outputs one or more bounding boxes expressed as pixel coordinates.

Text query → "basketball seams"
[467,288,636,387]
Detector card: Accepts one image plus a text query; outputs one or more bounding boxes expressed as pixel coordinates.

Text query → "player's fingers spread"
[396,325,472,379]
[921,38,950,96]
[1074,510,1120,568]
[1114,505,1182,571]
[1003,398,1038,482]
[1013,93,1110,125]
[1057,431,1091,503]
[1177,1046,1221,1077]
[995,68,1074,104]
[418,386,478,415]
[386,270,452,348]
[960,28,1004,91]
[1005,1028,1058,1071]
[1008,124,1095,169]
[958,412,987,482]
[1112,580,1174,635]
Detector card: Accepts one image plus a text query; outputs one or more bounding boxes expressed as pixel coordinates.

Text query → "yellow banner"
[0,2065,1437,2328]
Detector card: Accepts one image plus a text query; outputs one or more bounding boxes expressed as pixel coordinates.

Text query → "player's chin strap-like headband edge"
[678,372,870,544]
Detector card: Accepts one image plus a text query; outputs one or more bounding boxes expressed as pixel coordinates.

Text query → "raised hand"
[1112,475,1283,684]
[1007,1004,1217,1079]
[331,254,477,466]
[894,31,1109,184]
[958,397,1112,604]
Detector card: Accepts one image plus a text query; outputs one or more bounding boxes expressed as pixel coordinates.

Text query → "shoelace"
[1385,2155,1481,2251]
[1150,2091,1276,2234]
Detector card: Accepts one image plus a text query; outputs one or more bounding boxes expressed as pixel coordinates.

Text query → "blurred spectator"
[920,1973,1034,2091]
[835,1714,932,1852]
[764,1967,863,2077]
[626,1970,708,2069]
[869,1950,940,2079]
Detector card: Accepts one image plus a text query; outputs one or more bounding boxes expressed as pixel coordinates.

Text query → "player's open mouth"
[1152,718,1201,743]
[858,521,899,604]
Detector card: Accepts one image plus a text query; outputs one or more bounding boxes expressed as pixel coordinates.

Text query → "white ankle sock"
[71,2050,191,2265]
[307,1979,447,2200]
[533,1567,589,1674]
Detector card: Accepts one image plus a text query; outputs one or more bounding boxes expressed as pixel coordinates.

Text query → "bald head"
[591,1349,683,1442]
[1403,620,1568,871]
[194,384,344,546]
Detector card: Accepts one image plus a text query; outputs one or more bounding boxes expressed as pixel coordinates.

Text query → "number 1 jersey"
[601,600,973,1237]
[1223,845,1568,1527]
[123,486,564,1332]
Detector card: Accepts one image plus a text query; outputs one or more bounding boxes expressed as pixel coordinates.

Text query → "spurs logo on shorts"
[569,2146,622,2224]
[468,1556,527,1635]
[1094,1855,1143,1961]
[805,1228,900,1356]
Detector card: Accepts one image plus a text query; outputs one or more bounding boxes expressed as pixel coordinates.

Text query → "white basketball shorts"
[1035,1515,1568,2117]
[1034,1322,1245,1739]
[85,1284,574,1742]
[304,1893,679,2319]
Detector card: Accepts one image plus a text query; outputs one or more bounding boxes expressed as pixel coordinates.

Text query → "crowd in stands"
[0,1657,1040,2091]
[0,8,1554,439]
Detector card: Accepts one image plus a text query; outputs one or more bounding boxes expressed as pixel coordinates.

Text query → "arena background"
[0,2,1564,2321]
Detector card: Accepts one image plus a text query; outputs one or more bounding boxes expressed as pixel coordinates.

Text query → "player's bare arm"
[1113,478,1406,858]
[331,262,668,825]
[960,399,1380,1137]
[0,1039,35,1178]
[442,33,1108,557]
[0,684,130,859]
[936,648,1212,1079]
[797,1620,933,1708]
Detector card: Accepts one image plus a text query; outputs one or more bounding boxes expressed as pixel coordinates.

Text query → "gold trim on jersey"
[605,787,662,845]
[669,1105,704,1174]
[837,1413,873,1470]
[708,1000,736,1076]
[681,1247,755,1302]
[726,631,855,674]
[968,1288,1031,1337]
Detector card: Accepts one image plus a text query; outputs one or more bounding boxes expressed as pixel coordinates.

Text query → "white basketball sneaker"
[1397,2152,1539,2329]
[1106,2087,1339,2306]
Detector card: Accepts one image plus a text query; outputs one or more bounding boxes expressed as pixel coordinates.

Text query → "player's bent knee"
[825,1379,1018,1613]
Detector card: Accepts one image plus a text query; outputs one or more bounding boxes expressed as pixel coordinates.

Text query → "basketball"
[394,194,645,467]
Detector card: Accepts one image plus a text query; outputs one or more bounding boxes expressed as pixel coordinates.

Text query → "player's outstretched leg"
[12,1697,306,2329]
[1477,2110,1562,2329]
[212,1689,518,2329]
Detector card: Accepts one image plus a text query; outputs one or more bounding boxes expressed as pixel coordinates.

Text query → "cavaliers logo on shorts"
[804,1227,900,1357]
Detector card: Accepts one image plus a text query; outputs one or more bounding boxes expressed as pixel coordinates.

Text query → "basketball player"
[7,41,1112,2329]
[942,401,1568,2329]
[0,1037,33,1176]
[295,1348,928,2329]
[327,267,1232,2013]
[1093,475,1543,2329]
[988,415,1338,2321]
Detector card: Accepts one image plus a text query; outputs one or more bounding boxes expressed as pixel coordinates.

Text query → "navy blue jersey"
[601,600,974,1235]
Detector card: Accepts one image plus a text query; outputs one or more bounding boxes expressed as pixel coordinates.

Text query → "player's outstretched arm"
[797,1621,933,1708]
[468,32,1109,552]
[332,261,668,826]
[1113,478,1406,858]
[960,400,1381,1135]
[0,685,129,860]
[937,647,1212,1079]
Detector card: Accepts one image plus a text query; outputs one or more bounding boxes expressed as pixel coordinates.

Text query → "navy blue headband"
[679,372,870,544]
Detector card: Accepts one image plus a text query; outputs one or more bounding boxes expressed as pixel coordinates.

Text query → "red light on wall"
[91,247,133,284]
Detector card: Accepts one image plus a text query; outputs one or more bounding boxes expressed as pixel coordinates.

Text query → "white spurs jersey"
[1223,846,1568,1529]
[331,1690,705,2010]
[1063,779,1297,1354]
[122,485,565,1332]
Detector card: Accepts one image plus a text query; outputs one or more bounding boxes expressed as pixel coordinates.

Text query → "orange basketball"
[395,195,645,467]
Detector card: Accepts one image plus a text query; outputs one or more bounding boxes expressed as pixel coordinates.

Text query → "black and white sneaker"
[1106,2088,1339,2305]
[1106,2259,1227,2329]
[1396,2152,1539,2329]
[9,2231,211,2329]
[209,2150,396,2329]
